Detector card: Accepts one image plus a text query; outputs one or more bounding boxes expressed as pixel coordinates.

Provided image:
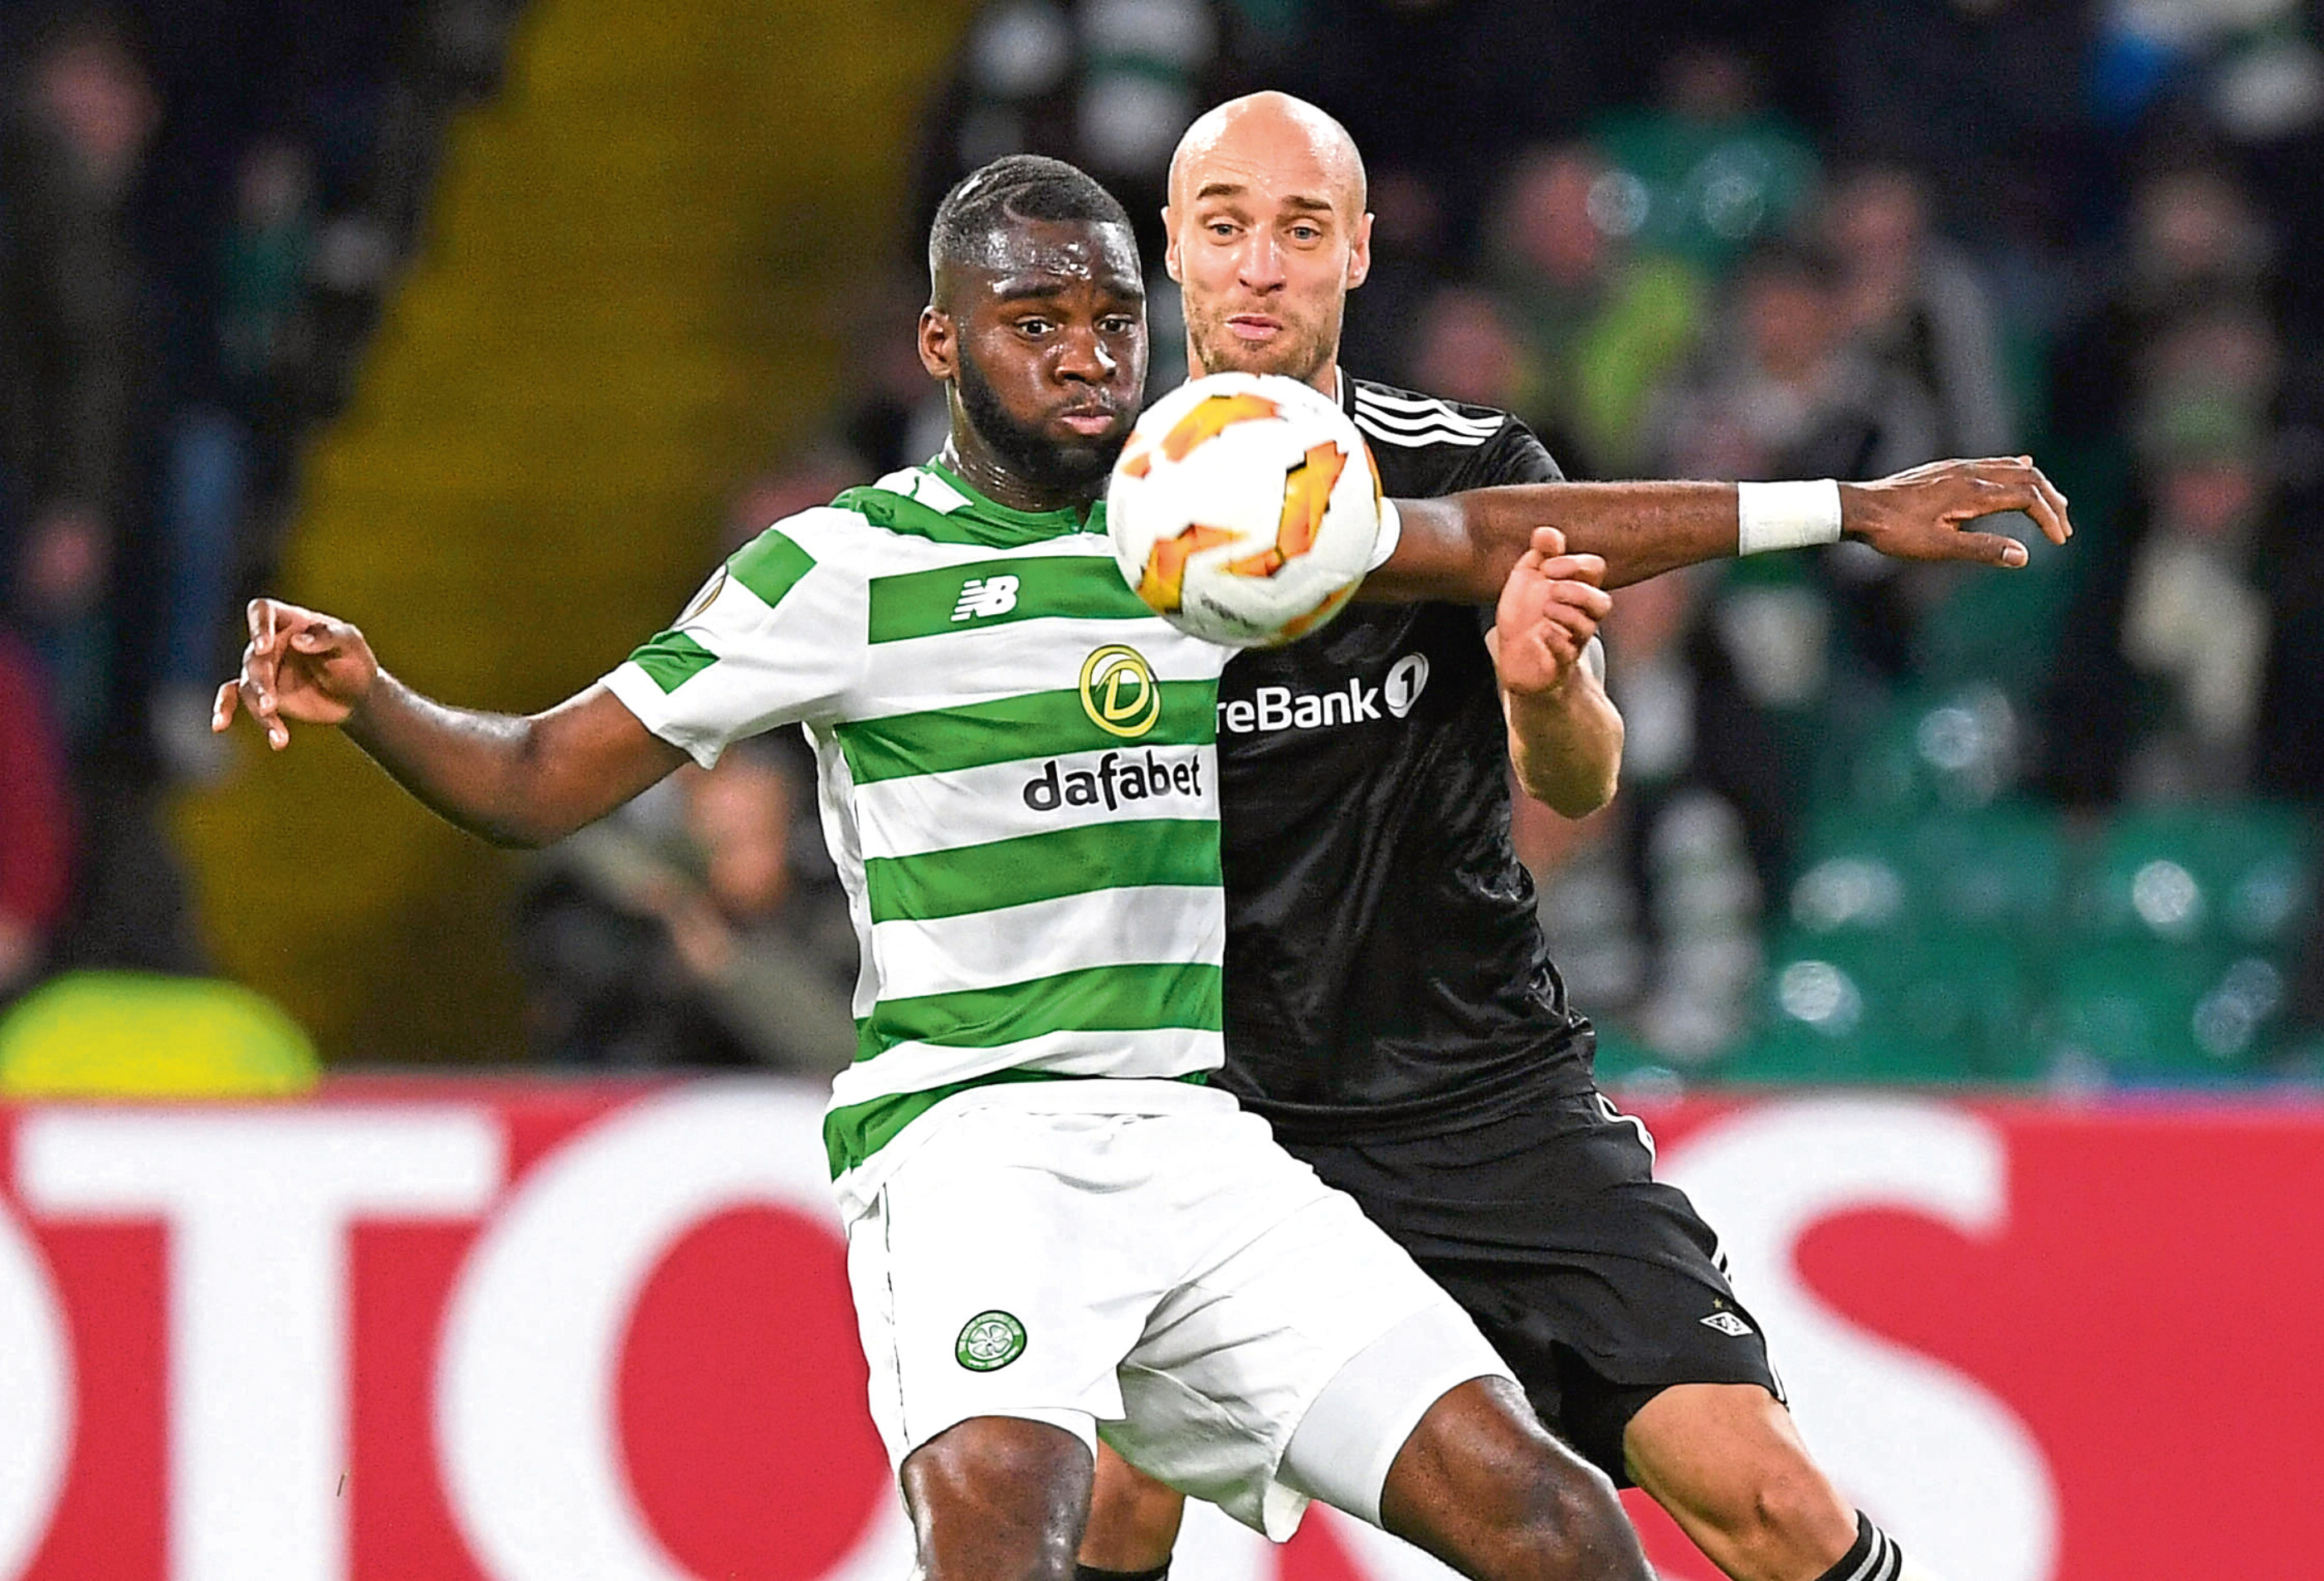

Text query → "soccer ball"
[1107,372,1383,648]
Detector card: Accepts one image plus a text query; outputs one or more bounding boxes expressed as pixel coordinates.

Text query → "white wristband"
[1736,479,1843,555]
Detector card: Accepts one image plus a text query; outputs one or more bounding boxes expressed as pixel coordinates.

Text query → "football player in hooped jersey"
[216,157,1664,1581]
[1074,94,2069,1581]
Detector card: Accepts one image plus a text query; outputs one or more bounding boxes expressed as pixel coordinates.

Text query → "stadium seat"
[2075,803,2315,950]
[0,973,320,1098]
[1790,803,2068,938]
[2040,943,2282,1081]
[1813,684,2029,817]
[1912,549,2077,697]
[1740,925,2041,1085]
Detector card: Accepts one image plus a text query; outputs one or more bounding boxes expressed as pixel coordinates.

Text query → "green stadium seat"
[1740,926,2041,1085]
[1813,685,2029,818]
[2040,943,2286,1081]
[1790,803,2068,939]
[1912,549,2077,695]
[2076,803,2315,950]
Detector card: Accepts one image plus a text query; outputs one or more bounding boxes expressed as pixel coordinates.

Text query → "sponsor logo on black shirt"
[1216,651,1430,734]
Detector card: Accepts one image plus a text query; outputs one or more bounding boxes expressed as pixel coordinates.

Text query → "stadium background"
[0,2,2320,1579]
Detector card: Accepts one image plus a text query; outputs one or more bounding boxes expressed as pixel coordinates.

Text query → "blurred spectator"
[1337,165,1448,381]
[1830,0,2097,262]
[0,12,158,742]
[1647,239,1945,682]
[837,277,949,477]
[1824,164,2016,457]
[149,138,321,783]
[1589,40,1820,277]
[1267,0,1617,258]
[1527,566,1788,1059]
[2050,163,2273,456]
[2090,0,2324,149]
[0,632,73,1004]
[1645,237,1939,486]
[721,446,875,557]
[1483,144,1706,478]
[2044,383,2277,803]
[914,0,1235,263]
[515,741,858,1073]
[1404,285,1524,410]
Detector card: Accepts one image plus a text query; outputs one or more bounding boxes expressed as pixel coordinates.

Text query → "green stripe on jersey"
[835,481,1099,549]
[857,961,1222,1062]
[868,554,1150,643]
[728,527,816,608]
[823,1067,1208,1178]
[864,818,1219,923]
[837,682,1216,785]
[629,629,718,694]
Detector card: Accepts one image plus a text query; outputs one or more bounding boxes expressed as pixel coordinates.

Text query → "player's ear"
[918,305,955,380]
[1161,207,1184,283]
[1344,211,1373,290]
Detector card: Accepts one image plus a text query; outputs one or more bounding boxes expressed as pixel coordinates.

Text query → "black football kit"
[1212,375,1781,1479]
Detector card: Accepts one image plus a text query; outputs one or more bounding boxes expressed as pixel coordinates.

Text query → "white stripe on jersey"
[1352,388,1503,433]
[870,885,1224,1001]
[1354,410,1498,449]
[1347,395,1506,439]
[854,745,1213,861]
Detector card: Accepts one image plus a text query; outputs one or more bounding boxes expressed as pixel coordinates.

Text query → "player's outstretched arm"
[1489,549,1622,819]
[212,598,689,848]
[1370,456,2073,602]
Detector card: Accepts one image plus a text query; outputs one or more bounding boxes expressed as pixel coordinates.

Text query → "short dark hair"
[928,155,1133,281]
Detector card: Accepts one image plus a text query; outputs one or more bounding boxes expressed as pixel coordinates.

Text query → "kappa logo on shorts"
[1700,1311,1754,1338]
[955,1310,1028,1372]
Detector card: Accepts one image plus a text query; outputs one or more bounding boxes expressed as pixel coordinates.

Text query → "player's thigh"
[849,1106,1159,1476]
[902,1414,1094,1581]
[1110,1153,1511,1539]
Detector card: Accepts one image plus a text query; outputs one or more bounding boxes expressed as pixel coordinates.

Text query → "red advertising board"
[0,1079,2316,1581]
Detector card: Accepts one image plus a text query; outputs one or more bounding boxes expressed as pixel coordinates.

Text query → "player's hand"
[1492,548,1610,696]
[211,598,381,749]
[1841,456,2072,568]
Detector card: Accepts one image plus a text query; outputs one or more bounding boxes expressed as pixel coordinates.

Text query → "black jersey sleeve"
[1448,414,1566,492]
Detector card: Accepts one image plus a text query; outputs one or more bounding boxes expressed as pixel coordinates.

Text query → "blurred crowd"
[0,1,521,1010]
[5,0,2322,1079]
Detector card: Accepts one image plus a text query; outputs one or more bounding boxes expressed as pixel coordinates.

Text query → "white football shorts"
[843,1081,1513,1539]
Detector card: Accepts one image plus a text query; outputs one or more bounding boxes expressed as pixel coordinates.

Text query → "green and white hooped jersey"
[602,462,1234,1203]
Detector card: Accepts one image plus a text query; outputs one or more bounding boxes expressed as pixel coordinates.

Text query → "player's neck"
[937,437,1099,518]
[1186,337,1342,403]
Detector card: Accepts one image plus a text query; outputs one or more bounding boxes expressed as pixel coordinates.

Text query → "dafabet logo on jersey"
[1079,644,1162,737]
[956,1310,1026,1372]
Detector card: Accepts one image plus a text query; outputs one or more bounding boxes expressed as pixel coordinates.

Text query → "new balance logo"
[952,575,1021,621]
[1700,1311,1754,1338]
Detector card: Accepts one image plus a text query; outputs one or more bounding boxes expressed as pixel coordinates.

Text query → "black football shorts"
[1280,1090,1782,1484]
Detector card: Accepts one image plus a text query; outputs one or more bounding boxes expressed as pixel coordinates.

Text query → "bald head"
[1168,91,1367,222]
[1163,92,1374,392]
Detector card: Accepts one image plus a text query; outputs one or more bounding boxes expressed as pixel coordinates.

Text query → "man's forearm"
[1373,484,1740,603]
[343,676,677,849]
[1462,483,1739,591]
[1506,668,1623,819]
[343,674,563,847]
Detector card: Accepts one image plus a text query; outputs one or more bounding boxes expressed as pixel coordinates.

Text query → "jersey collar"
[834,459,1104,548]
